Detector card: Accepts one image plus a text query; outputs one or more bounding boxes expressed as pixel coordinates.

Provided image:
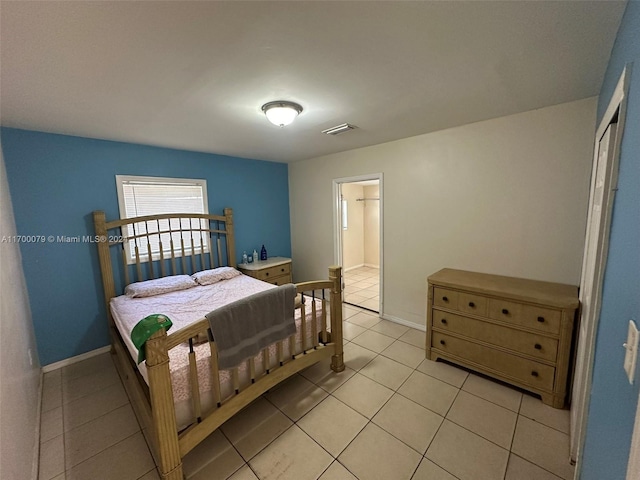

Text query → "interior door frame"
[628,387,640,479]
[571,65,630,472]
[332,173,384,313]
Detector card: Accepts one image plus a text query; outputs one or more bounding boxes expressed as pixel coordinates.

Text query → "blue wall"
[1,128,291,366]
[581,3,640,478]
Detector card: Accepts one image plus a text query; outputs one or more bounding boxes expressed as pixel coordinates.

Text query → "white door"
[570,121,618,463]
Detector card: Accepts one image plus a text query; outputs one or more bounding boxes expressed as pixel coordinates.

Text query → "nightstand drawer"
[255,263,291,281]
[266,273,292,286]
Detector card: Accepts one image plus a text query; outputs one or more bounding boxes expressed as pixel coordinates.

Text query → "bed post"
[224,208,236,267]
[329,266,345,372]
[94,211,116,329]
[145,328,183,480]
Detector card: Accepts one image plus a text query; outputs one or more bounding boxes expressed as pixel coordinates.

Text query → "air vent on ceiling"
[322,123,358,136]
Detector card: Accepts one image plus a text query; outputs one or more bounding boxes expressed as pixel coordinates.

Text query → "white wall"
[289,98,596,326]
[0,143,42,479]
[363,184,380,267]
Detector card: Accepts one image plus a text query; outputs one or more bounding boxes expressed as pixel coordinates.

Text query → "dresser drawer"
[433,287,459,309]
[255,263,291,282]
[488,299,561,334]
[432,332,555,391]
[433,310,558,362]
[457,292,487,316]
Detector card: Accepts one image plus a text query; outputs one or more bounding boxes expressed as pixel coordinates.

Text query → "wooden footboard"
[126,269,343,479]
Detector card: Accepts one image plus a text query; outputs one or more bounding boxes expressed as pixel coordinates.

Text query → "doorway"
[333,174,383,314]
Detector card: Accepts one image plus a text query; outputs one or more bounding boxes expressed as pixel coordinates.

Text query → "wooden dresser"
[426,268,579,408]
[238,257,292,285]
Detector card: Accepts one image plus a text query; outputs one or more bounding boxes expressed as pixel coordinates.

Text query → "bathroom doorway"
[333,174,382,313]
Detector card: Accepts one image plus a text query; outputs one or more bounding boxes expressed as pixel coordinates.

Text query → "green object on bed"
[131,314,173,364]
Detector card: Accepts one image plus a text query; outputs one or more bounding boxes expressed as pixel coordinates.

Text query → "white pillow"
[125,275,197,298]
[191,267,241,286]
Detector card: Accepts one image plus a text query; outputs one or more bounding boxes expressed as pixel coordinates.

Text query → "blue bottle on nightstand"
[260,245,267,261]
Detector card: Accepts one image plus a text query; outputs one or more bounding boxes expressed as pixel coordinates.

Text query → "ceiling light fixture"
[261,101,303,127]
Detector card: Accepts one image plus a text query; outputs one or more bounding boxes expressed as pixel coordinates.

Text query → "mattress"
[110,274,324,429]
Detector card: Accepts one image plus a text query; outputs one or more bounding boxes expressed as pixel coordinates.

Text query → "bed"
[93,208,344,480]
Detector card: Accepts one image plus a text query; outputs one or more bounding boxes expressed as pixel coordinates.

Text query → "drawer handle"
[442,296,449,302]
[502,308,509,315]
[531,371,539,377]
[534,343,542,350]
[281,268,285,272]
[439,340,446,346]
[537,316,545,323]
[265,272,269,276]
[441,318,447,325]
[468,302,475,308]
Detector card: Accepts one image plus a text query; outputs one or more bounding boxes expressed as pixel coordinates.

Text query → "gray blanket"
[206,284,296,370]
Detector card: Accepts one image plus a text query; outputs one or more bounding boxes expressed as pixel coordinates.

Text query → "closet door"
[570,121,617,463]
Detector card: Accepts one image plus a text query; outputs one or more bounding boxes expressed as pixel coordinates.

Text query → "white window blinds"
[116,176,209,263]
[121,182,206,218]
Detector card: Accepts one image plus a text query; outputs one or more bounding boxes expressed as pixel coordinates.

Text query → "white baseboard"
[344,263,380,272]
[41,345,111,373]
[343,303,424,332]
[344,264,365,272]
[381,313,426,332]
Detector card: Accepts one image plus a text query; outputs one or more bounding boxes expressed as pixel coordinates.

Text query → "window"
[342,199,348,230]
[116,175,209,263]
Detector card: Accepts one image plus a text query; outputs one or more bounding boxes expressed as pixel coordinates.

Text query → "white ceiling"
[0,1,626,163]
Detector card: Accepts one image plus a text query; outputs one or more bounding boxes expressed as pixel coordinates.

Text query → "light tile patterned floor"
[38,304,574,480]
[344,266,379,312]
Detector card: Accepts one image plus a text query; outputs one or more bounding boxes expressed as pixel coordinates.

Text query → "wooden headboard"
[93,208,236,326]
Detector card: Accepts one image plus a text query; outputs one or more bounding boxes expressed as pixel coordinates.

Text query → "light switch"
[623,320,639,384]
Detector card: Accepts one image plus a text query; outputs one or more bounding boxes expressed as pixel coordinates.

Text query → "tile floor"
[343,266,379,312]
[38,304,574,480]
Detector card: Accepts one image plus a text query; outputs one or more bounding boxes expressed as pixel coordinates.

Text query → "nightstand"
[237,257,292,285]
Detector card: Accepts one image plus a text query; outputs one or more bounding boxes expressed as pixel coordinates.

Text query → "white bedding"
[110,274,324,429]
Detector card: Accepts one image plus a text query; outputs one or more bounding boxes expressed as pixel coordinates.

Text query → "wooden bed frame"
[93,208,344,480]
